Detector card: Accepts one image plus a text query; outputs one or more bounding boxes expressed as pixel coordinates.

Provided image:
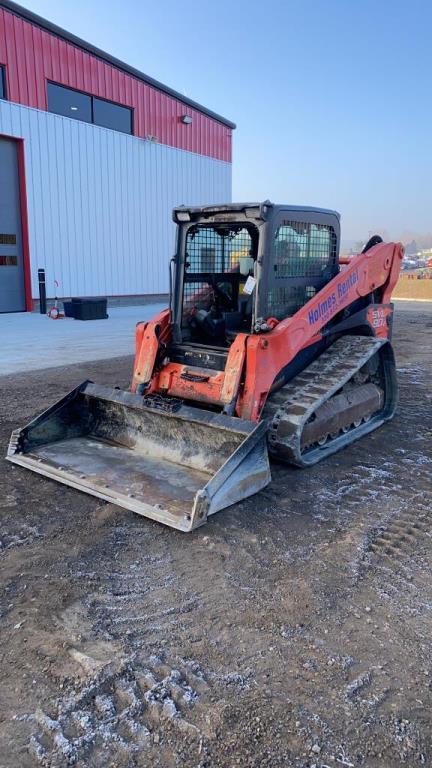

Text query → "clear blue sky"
[17,0,432,242]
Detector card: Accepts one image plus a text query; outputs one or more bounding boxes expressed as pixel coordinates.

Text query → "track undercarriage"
[263,336,398,467]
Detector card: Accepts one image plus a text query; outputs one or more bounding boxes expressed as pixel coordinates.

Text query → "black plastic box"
[71,297,108,321]
[63,300,75,318]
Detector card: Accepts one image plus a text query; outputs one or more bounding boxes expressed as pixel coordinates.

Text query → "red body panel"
[0,132,32,310]
[16,137,32,310]
[132,308,171,389]
[132,242,404,421]
[0,7,232,162]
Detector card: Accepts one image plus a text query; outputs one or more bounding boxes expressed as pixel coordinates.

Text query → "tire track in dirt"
[29,653,211,767]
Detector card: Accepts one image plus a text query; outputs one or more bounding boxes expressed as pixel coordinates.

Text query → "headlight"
[176,210,191,222]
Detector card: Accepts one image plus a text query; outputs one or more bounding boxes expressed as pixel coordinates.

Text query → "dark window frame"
[92,94,133,134]
[264,220,339,320]
[47,81,134,135]
[47,81,92,123]
[180,222,259,336]
[273,221,338,279]
[0,65,7,100]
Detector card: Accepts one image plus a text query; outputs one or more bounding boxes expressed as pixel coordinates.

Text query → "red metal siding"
[0,7,232,162]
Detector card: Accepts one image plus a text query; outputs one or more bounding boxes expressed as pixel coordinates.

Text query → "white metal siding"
[0,101,232,298]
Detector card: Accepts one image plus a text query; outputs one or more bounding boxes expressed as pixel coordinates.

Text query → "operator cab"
[170,203,340,360]
[181,221,258,345]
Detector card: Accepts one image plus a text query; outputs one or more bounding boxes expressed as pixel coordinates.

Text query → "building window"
[48,83,92,123]
[93,97,132,134]
[0,234,17,245]
[0,66,6,100]
[0,255,18,266]
[47,82,133,134]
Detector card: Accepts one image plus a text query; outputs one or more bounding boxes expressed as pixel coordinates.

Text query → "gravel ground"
[0,304,431,768]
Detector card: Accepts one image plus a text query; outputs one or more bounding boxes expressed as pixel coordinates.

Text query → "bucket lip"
[5,452,197,532]
[81,382,259,435]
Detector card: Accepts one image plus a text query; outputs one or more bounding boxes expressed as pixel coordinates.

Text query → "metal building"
[0,0,234,312]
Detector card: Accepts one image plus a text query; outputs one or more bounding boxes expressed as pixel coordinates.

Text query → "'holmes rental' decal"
[308,269,359,325]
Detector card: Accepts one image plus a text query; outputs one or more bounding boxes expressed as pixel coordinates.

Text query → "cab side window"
[273,222,335,278]
[267,221,337,319]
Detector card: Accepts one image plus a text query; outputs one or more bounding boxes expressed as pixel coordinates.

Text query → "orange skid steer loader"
[7,203,403,531]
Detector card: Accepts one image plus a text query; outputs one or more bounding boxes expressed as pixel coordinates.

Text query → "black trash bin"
[63,300,75,318]
[71,297,108,320]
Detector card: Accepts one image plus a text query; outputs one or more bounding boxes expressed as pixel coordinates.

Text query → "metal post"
[38,268,46,314]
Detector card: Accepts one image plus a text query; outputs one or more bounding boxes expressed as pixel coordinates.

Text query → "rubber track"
[263,335,396,467]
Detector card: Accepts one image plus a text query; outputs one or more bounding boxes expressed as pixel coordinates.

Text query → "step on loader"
[7,203,403,531]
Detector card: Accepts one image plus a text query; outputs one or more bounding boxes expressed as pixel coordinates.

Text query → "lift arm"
[237,241,404,419]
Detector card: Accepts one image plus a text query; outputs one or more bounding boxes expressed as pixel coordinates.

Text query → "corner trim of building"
[0,132,32,311]
[17,139,32,310]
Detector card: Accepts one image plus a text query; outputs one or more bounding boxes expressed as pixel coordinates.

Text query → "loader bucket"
[7,382,271,531]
